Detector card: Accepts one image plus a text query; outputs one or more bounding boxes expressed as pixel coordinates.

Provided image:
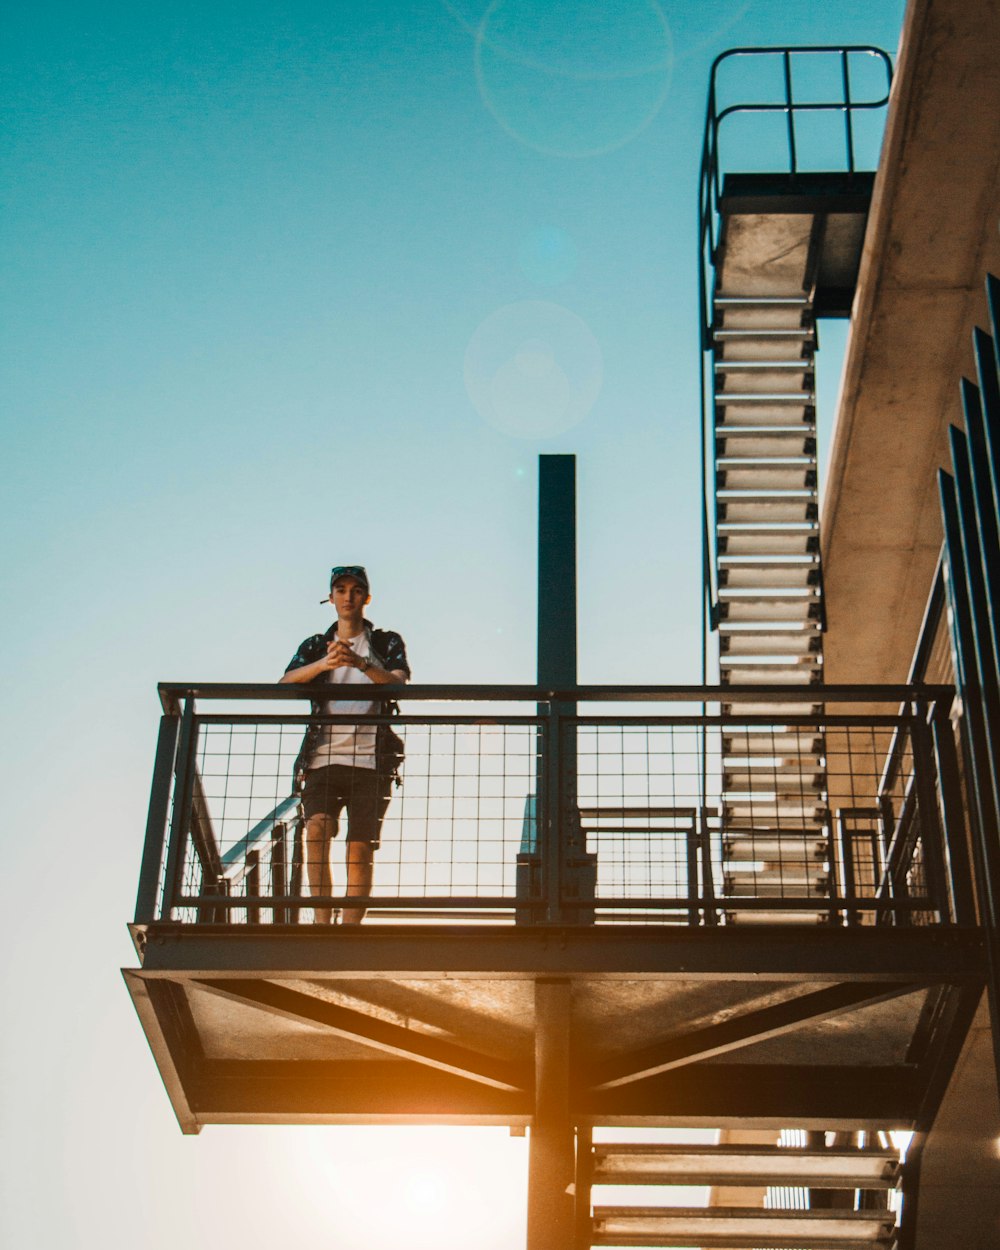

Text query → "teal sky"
[1,3,905,1247]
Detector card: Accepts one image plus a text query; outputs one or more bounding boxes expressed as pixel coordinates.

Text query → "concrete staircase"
[707,172,877,924]
[585,1137,899,1248]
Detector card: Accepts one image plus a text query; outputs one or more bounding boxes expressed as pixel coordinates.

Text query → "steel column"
[527,979,576,1250]
[537,456,579,924]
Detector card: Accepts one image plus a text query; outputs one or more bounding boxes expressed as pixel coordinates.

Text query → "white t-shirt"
[307,633,377,770]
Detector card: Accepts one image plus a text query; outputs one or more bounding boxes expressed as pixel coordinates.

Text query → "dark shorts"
[300,764,393,848]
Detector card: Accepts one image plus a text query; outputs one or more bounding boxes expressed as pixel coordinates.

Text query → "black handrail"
[157,681,954,707]
[697,45,893,640]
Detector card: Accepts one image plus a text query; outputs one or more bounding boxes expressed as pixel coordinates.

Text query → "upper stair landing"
[716,171,876,315]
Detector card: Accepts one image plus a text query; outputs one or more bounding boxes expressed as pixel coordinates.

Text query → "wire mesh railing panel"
[164,714,540,921]
[577,723,702,923]
[140,686,965,928]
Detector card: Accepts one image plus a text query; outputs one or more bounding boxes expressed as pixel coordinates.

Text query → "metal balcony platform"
[125,923,984,1135]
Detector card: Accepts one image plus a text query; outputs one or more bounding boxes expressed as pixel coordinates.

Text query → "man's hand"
[324,639,360,669]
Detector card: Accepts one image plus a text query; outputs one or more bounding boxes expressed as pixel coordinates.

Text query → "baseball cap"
[321,565,370,602]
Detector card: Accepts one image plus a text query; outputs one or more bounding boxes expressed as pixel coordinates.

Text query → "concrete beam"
[822,0,1000,684]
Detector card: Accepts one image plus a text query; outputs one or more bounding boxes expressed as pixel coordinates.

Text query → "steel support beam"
[588,981,930,1090]
[133,924,987,979]
[194,978,527,1092]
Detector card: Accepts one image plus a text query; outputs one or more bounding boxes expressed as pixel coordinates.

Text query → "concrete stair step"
[715,329,814,360]
[719,594,819,623]
[721,699,823,715]
[724,874,830,896]
[590,1143,899,1189]
[717,430,816,456]
[722,731,825,755]
[719,561,819,589]
[718,527,818,555]
[718,498,818,524]
[724,908,831,924]
[720,663,822,684]
[718,465,817,491]
[591,1204,894,1246]
[723,767,825,789]
[720,629,822,655]
[724,835,830,860]
[722,805,828,824]
[718,399,814,426]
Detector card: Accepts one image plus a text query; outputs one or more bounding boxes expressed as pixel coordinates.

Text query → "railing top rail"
[157,682,955,713]
[708,43,892,70]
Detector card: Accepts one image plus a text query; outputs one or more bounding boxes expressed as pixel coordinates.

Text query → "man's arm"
[279,639,408,685]
[279,656,330,683]
[279,635,329,683]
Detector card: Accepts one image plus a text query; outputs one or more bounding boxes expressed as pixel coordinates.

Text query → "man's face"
[330,576,369,617]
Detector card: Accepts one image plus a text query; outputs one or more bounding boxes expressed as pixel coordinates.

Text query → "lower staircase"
[582,1133,900,1248]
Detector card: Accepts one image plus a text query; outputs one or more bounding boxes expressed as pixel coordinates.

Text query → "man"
[280,565,410,923]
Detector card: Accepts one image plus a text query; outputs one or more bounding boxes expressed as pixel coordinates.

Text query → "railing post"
[699,806,718,926]
[841,50,856,173]
[160,698,198,921]
[245,850,261,925]
[134,712,181,924]
[930,702,976,925]
[910,697,949,923]
[686,810,699,926]
[783,50,797,175]
[272,822,288,925]
[837,812,859,928]
[542,704,565,925]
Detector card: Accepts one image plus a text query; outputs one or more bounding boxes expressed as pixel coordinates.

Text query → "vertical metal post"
[538,454,578,689]
[838,813,859,928]
[783,51,797,175]
[841,50,856,173]
[134,712,181,923]
[930,703,976,926]
[909,700,948,922]
[272,822,288,925]
[161,699,198,921]
[538,455,578,926]
[527,979,576,1250]
[700,806,718,926]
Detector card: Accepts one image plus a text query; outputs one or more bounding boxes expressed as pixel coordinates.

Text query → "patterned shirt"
[285,620,410,784]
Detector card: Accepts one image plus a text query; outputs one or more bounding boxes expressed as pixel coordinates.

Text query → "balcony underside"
[124,924,983,1134]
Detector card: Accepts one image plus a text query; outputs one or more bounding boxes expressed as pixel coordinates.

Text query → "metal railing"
[698,45,893,345]
[697,46,893,651]
[133,683,971,929]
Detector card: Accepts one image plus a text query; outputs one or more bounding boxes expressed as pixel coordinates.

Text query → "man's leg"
[342,768,392,925]
[343,842,374,925]
[303,813,337,923]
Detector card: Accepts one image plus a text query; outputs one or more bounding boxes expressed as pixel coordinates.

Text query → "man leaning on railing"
[279,565,410,924]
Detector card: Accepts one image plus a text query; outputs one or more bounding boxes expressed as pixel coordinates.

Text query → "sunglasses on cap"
[320,565,370,602]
